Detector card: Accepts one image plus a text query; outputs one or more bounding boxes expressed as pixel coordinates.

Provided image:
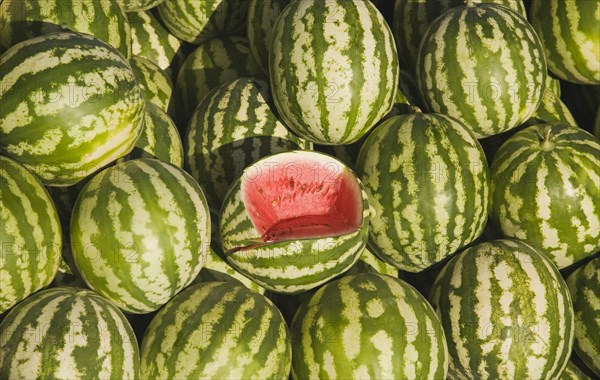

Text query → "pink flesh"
[242,160,362,243]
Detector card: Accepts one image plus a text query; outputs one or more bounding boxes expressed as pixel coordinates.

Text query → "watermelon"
[219,151,370,294]
[416,2,546,138]
[0,155,61,313]
[270,0,399,145]
[530,0,600,85]
[247,0,291,75]
[523,87,578,128]
[346,246,399,277]
[0,31,145,186]
[356,113,489,272]
[158,0,248,44]
[392,0,526,75]
[70,158,210,313]
[429,239,574,379]
[126,9,187,78]
[175,36,262,128]
[291,273,448,379]
[561,359,592,380]
[128,101,184,167]
[129,55,173,113]
[547,74,562,97]
[566,258,600,377]
[490,123,600,268]
[0,287,140,379]
[185,77,310,210]
[0,0,132,58]
[117,0,164,12]
[140,282,291,379]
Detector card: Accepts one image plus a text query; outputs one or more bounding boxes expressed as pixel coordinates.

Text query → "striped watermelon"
[126,9,187,78]
[128,101,184,167]
[140,282,291,379]
[219,151,370,294]
[392,0,526,74]
[429,239,574,379]
[566,258,600,377]
[0,31,145,186]
[270,0,399,145]
[347,246,399,277]
[561,359,592,380]
[530,0,600,85]
[130,56,173,112]
[158,0,248,44]
[0,287,139,379]
[291,273,448,379]
[416,2,546,138]
[247,0,291,75]
[0,156,61,313]
[185,77,310,210]
[0,0,132,58]
[175,36,262,128]
[547,74,562,97]
[70,158,210,313]
[356,113,490,272]
[117,0,164,12]
[490,123,600,268]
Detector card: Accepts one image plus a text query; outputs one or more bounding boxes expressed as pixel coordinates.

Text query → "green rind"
[523,87,578,127]
[140,282,291,379]
[70,158,211,313]
[247,0,291,75]
[291,273,448,380]
[416,2,546,138]
[118,0,164,12]
[566,258,600,377]
[560,359,593,380]
[129,55,173,112]
[0,31,145,186]
[269,0,399,144]
[0,287,140,379]
[429,239,575,380]
[356,113,490,272]
[530,0,600,84]
[490,123,600,268]
[0,0,132,58]
[346,246,399,277]
[185,77,310,211]
[0,156,62,313]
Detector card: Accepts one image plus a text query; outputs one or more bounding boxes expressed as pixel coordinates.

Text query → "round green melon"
[117,0,164,12]
[0,287,140,379]
[140,282,291,379]
[270,0,399,145]
[561,359,592,380]
[356,113,490,272]
[247,0,291,75]
[219,150,370,294]
[429,239,574,379]
[291,273,448,379]
[416,1,546,138]
[0,155,61,313]
[566,258,600,377]
[490,123,600,268]
[0,0,132,58]
[158,0,248,44]
[129,55,173,112]
[530,0,600,85]
[0,31,145,186]
[70,158,210,313]
[185,77,310,211]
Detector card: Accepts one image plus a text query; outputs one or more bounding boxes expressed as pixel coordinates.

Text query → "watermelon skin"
[0,31,145,186]
[291,273,448,380]
[219,151,371,294]
[416,2,546,138]
[566,258,600,377]
[0,287,140,379]
[270,0,399,145]
[530,0,600,85]
[430,239,574,380]
[141,282,291,379]
[392,0,526,75]
[128,101,184,167]
[0,156,61,313]
[175,36,262,128]
[0,0,132,58]
[126,10,187,79]
[356,113,490,272]
[247,0,291,75]
[561,359,592,380]
[130,56,173,113]
[185,77,310,211]
[117,0,164,12]
[158,0,248,44]
[70,158,210,313]
[490,123,600,268]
